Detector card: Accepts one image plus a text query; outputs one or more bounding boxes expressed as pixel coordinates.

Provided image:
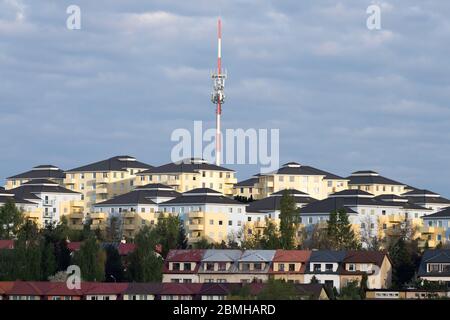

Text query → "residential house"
[162,249,206,283]
[235,250,276,283]
[270,250,311,283]
[304,250,347,291]
[198,249,243,283]
[418,250,450,287]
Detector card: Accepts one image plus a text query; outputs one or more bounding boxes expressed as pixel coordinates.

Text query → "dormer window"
[278,263,285,272]
[254,263,262,271]
[183,263,191,271]
[218,262,227,271]
[172,263,180,271]
[289,264,295,272]
[325,264,333,272]
[206,263,215,271]
[348,264,356,271]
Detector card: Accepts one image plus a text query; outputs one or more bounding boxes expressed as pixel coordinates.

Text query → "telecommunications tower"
[211,18,227,166]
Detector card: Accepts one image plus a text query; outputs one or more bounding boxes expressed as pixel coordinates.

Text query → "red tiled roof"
[83,282,129,295]
[0,282,15,294]
[159,283,203,295]
[273,250,311,262]
[165,249,206,262]
[0,240,14,250]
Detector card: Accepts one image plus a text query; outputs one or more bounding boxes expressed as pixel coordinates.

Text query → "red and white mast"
[211,18,226,166]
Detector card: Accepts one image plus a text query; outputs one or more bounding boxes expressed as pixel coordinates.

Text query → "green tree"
[257,279,298,300]
[279,191,299,249]
[359,273,368,299]
[156,215,185,257]
[72,236,106,281]
[339,280,361,300]
[388,238,416,288]
[104,245,124,282]
[127,226,163,282]
[106,216,122,242]
[192,237,214,249]
[0,198,24,239]
[327,210,339,248]
[41,241,57,280]
[260,219,281,249]
[337,209,360,250]
[177,223,188,249]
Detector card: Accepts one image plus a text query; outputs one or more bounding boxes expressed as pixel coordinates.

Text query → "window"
[254,263,262,271]
[348,264,355,271]
[327,181,332,187]
[278,263,285,272]
[382,210,386,215]
[361,223,366,229]
[325,264,333,272]
[248,217,252,222]
[172,263,180,271]
[383,224,387,230]
[308,217,313,224]
[290,176,295,182]
[183,263,191,271]
[228,220,232,226]
[313,264,321,272]
[218,262,227,271]
[289,264,295,272]
[209,219,214,225]
[218,220,223,226]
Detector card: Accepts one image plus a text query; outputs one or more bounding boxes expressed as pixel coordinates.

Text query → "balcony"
[266,181,274,187]
[64,179,76,185]
[95,176,110,183]
[123,211,136,218]
[123,224,136,231]
[43,200,55,206]
[419,240,437,248]
[25,211,41,219]
[188,223,204,231]
[89,212,107,220]
[165,179,181,186]
[388,215,402,223]
[95,186,108,194]
[188,211,204,218]
[69,212,84,219]
[420,226,435,234]
[70,200,84,208]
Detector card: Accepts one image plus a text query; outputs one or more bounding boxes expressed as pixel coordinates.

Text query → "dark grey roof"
[308,250,347,263]
[422,208,450,219]
[136,159,234,175]
[10,180,80,199]
[246,196,316,213]
[271,189,310,196]
[418,250,450,277]
[0,187,37,205]
[266,163,346,180]
[329,189,374,197]
[94,187,180,206]
[375,194,409,202]
[66,156,152,172]
[136,183,175,191]
[7,165,65,180]
[406,196,450,205]
[300,198,366,215]
[403,189,440,197]
[235,177,259,187]
[161,188,242,205]
[347,171,405,186]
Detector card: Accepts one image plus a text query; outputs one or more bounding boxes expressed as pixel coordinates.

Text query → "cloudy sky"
[1,0,449,195]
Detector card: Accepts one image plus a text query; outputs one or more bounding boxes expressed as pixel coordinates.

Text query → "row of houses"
[0,281,328,300]
[2,156,450,247]
[162,249,393,292]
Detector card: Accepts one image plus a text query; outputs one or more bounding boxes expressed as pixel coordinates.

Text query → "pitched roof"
[66,156,152,172]
[7,165,65,180]
[418,250,450,277]
[10,180,80,198]
[347,171,405,186]
[202,249,242,262]
[300,198,360,215]
[160,188,243,205]
[0,187,38,205]
[136,158,234,175]
[246,193,317,213]
[308,250,347,263]
[124,283,162,295]
[165,249,206,262]
[263,162,346,180]
[239,250,276,262]
[329,189,374,197]
[343,251,387,266]
[83,283,129,295]
[272,250,311,262]
[235,177,259,187]
[422,207,450,219]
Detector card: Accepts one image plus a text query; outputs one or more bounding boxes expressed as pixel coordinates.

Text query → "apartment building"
[134,158,237,196]
[5,165,65,190]
[421,208,450,248]
[418,250,450,286]
[347,170,409,196]
[9,179,82,227]
[270,250,311,283]
[0,187,42,226]
[159,188,246,244]
[64,155,152,212]
[162,249,206,283]
[232,176,260,200]
[251,162,348,200]
[403,188,450,213]
[92,184,180,238]
[300,189,432,243]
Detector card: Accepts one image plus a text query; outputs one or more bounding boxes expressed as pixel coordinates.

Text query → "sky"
[0,0,449,196]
